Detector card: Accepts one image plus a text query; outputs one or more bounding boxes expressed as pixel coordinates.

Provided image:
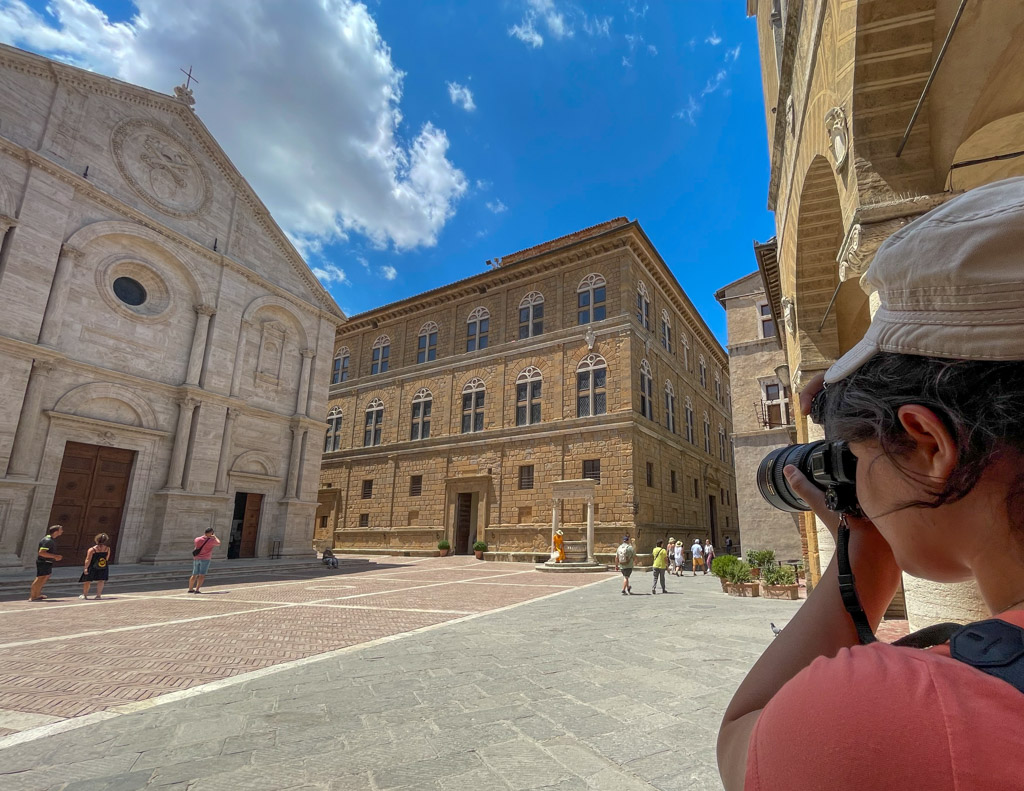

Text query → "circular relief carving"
[111,119,212,218]
[97,257,172,322]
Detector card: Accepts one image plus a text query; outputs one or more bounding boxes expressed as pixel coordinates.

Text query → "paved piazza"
[0,557,804,790]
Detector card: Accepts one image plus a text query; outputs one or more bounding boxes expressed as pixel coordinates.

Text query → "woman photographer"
[718,177,1024,790]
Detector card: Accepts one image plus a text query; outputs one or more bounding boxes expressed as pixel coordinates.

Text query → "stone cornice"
[0,44,343,322]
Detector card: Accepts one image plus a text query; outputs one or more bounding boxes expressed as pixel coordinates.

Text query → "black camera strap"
[836,516,877,645]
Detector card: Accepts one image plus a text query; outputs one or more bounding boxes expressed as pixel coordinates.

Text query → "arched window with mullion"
[660,310,673,353]
[466,307,490,352]
[518,292,544,339]
[371,335,390,375]
[718,424,727,461]
[685,397,695,443]
[639,359,654,420]
[515,367,542,426]
[410,388,432,440]
[363,398,384,447]
[461,378,486,433]
[664,381,676,433]
[636,281,651,330]
[417,322,438,364]
[576,354,607,417]
[332,347,350,384]
[577,273,607,325]
[324,407,343,452]
[703,411,712,454]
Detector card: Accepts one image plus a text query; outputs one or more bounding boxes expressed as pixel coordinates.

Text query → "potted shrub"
[437,539,451,557]
[725,560,759,597]
[746,549,777,580]
[472,540,488,560]
[761,564,799,600]
[711,554,741,592]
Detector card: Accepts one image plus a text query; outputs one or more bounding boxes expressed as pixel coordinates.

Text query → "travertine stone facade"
[748,0,1024,625]
[715,270,801,562]
[0,44,344,568]
[320,220,737,561]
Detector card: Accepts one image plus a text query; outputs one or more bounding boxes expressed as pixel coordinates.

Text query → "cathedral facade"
[318,219,738,561]
[0,45,344,568]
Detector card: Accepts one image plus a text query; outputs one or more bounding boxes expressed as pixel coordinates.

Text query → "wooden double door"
[47,441,135,566]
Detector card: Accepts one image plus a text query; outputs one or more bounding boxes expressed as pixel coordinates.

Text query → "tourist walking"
[691,538,705,575]
[667,537,676,574]
[673,540,685,576]
[188,527,220,594]
[725,535,733,555]
[651,540,668,594]
[79,534,111,599]
[615,534,635,595]
[29,525,63,602]
[704,539,716,573]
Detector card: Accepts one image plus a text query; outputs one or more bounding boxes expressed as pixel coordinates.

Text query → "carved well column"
[186,305,216,386]
[286,425,307,499]
[295,349,314,416]
[586,498,595,563]
[38,245,84,347]
[165,397,199,490]
[6,360,55,478]
[229,319,253,396]
[214,407,240,494]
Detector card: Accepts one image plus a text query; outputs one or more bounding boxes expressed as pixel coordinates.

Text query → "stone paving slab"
[0,568,809,790]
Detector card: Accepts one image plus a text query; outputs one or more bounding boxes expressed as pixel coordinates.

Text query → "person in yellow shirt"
[651,539,669,594]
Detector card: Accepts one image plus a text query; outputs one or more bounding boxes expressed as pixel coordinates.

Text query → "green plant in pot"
[711,554,741,590]
[746,549,777,579]
[437,539,451,557]
[472,540,488,559]
[761,563,799,599]
[725,560,753,584]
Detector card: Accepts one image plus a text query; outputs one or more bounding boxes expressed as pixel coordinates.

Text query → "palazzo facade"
[318,219,738,561]
[0,45,343,568]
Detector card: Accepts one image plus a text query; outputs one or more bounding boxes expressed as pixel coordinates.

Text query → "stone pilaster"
[186,305,216,386]
[6,360,55,478]
[165,397,199,490]
[38,245,84,347]
[286,423,307,500]
[295,349,314,416]
[214,407,240,494]
[229,319,253,396]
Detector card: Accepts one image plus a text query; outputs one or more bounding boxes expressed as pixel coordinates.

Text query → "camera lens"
[756,440,830,512]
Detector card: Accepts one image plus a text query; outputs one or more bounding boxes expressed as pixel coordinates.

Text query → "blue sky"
[2,0,775,345]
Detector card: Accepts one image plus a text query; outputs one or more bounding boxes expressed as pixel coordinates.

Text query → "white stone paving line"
[0,574,616,751]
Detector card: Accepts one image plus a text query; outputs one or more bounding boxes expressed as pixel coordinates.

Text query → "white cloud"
[626,2,648,20]
[0,0,468,252]
[312,263,349,285]
[674,95,701,126]
[357,255,370,271]
[582,16,611,37]
[701,69,728,97]
[621,56,632,68]
[510,0,588,48]
[647,44,657,56]
[380,265,397,280]
[475,179,491,191]
[706,30,722,45]
[726,44,741,62]
[509,19,543,48]
[447,80,475,112]
[485,199,507,214]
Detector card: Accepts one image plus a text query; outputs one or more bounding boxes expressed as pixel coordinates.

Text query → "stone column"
[586,498,595,563]
[295,349,314,416]
[229,320,253,396]
[38,245,84,347]
[214,407,240,494]
[186,305,216,386]
[551,499,559,546]
[286,425,307,499]
[165,397,199,490]
[6,360,55,478]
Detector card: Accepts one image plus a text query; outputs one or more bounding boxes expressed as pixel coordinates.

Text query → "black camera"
[757,440,861,516]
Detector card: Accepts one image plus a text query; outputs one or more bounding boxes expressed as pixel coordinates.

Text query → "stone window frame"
[685,397,695,443]
[518,465,535,490]
[758,300,777,339]
[332,346,350,384]
[703,411,711,454]
[682,333,691,371]
[714,369,723,403]
[324,406,342,453]
[671,469,678,493]
[517,291,545,340]
[409,475,423,497]
[256,320,286,386]
[461,377,486,433]
[410,388,432,440]
[636,280,651,330]
[582,459,601,482]
[638,359,654,420]
[664,380,677,434]
[576,353,607,417]
[361,479,373,499]
[515,367,543,426]
[363,397,384,447]
[466,306,490,352]
[370,335,390,375]
[698,354,708,389]
[660,309,673,353]
[760,377,792,427]
[358,513,369,527]
[719,424,727,461]
[417,322,438,364]
[577,273,607,325]
[646,461,654,487]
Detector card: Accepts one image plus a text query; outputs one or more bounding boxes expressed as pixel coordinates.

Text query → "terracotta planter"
[438,548,449,557]
[474,550,484,560]
[750,567,761,580]
[718,576,729,592]
[726,582,760,597]
[762,583,800,600]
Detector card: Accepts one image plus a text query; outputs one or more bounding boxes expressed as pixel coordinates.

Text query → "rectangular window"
[467,318,489,352]
[361,479,373,499]
[646,462,654,487]
[516,380,542,426]
[409,475,422,497]
[759,302,776,339]
[320,516,328,530]
[577,286,606,324]
[519,303,543,339]
[371,344,390,375]
[518,465,534,490]
[694,479,699,497]
[358,513,369,527]
[417,332,437,364]
[671,470,677,493]
[461,389,485,433]
[583,459,601,483]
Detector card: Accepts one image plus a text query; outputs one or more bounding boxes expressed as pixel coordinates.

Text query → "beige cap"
[825,176,1024,384]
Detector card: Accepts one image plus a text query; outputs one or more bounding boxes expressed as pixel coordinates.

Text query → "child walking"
[79,533,111,599]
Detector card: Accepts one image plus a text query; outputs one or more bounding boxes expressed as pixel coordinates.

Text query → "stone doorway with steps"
[444,475,490,556]
[46,441,135,566]
[454,492,474,555]
[228,492,264,559]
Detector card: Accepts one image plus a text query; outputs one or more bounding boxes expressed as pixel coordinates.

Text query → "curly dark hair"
[821,353,1024,530]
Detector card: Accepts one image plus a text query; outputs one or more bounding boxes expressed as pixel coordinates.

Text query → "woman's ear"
[895,405,958,485]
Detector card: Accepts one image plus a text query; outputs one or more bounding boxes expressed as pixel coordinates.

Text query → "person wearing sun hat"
[718,177,1024,790]
[552,529,565,563]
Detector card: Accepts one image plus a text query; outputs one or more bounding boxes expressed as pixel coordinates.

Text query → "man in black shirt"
[29,524,64,601]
